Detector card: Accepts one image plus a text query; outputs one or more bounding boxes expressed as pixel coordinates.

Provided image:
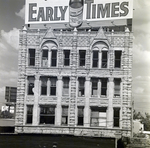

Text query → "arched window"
[101,47,108,68]
[91,41,109,68]
[41,41,58,67]
[42,46,48,67]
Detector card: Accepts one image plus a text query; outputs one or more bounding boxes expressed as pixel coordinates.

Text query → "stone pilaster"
[15,27,27,130]
[84,76,91,127]
[33,74,40,125]
[69,28,77,126]
[107,77,114,128]
[55,76,62,126]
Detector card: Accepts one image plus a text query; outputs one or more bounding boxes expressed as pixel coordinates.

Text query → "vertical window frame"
[115,51,122,68]
[79,50,86,67]
[91,78,98,96]
[101,78,107,96]
[42,49,48,67]
[77,107,84,126]
[26,105,33,124]
[50,77,57,96]
[51,50,57,67]
[113,108,120,127]
[78,78,85,97]
[92,50,99,68]
[114,78,121,97]
[27,76,35,95]
[41,77,48,95]
[28,49,35,66]
[64,50,70,66]
[101,51,108,68]
[61,106,68,126]
[63,77,69,96]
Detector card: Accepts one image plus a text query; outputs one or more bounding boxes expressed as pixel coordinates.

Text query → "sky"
[0,0,150,114]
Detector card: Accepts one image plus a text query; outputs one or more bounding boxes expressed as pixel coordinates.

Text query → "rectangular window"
[91,107,107,127]
[92,51,98,67]
[101,78,107,96]
[40,106,55,124]
[78,78,85,97]
[51,50,57,67]
[78,107,84,126]
[62,106,68,125]
[28,76,34,95]
[79,50,86,66]
[29,49,35,66]
[50,77,57,96]
[42,50,48,67]
[26,105,33,124]
[115,51,122,68]
[64,50,70,66]
[114,78,121,97]
[41,77,47,95]
[113,108,120,127]
[91,78,98,96]
[102,51,108,68]
[63,77,69,96]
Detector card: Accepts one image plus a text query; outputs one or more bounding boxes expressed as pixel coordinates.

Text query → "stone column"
[99,50,102,68]
[47,78,50,96]
[48,50,51,67]
[107,77,114,128]
[33,75,40,125]
[84,76,91,127]
[55,76,62,126]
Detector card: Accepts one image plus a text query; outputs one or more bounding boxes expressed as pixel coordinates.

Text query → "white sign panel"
[25,0,133,25]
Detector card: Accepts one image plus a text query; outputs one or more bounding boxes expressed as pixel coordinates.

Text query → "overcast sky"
[0,0,149,114]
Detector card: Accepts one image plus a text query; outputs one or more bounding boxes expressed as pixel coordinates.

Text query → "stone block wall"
[15,27,132,138]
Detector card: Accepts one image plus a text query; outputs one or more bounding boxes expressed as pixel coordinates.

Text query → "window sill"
[91,95,98,97]
[114,96,121,98]
[78,96,85,97]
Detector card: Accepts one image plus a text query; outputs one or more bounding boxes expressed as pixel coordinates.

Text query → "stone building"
[15,24,132,138]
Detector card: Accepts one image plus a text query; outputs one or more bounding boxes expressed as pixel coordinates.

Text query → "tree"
[133,110,150,131]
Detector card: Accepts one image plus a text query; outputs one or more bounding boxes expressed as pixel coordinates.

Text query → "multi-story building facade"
[15,24,132,138]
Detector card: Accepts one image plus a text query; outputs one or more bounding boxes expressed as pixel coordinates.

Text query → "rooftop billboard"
[25,0,133,27]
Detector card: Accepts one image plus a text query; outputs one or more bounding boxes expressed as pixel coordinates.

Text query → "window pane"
[51,78,56,86]
[102,51,107,68]
[28,77,34,95]
[42,50,48,67]
[40,106,55,124]
[115,51,122,68]
[26,106,33,124]
[91,79,98,96]
[51,50,57,66]
[114,79,121,96]
[93,51,98,67]
[91,107,107,127]
[41,87,47,95]
[78,78,85,96]
[79,50,86,66]
[50,87,56,95]
[64,50,70,66]
[62,107,68,125]
[41,78,47,95]
[29,49,35,66]
[113,108,120,127]
[101,79,107,96]
[42,50,48,58]
[63,78,69,95]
